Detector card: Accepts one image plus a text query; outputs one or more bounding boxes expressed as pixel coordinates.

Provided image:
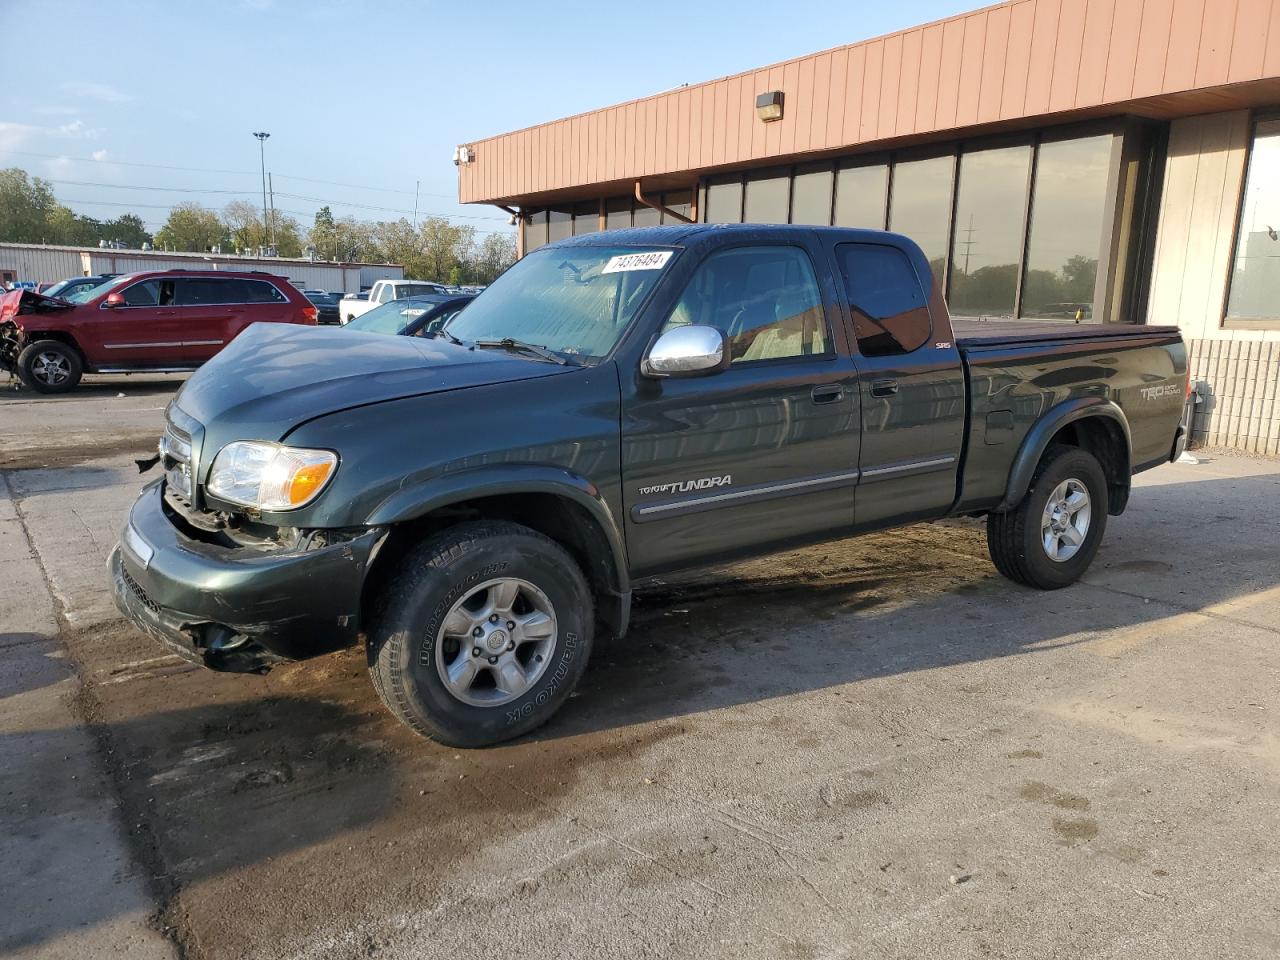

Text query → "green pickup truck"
[110,224,1188,747]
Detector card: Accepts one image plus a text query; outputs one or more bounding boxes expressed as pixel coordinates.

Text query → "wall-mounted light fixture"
[756,90,784,122]
[453,145,475,165]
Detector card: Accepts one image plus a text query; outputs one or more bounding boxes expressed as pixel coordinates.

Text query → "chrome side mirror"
[641,324,729,378]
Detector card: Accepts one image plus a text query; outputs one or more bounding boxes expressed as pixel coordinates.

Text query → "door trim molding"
[631,469,861,522]
[859,454,957,482]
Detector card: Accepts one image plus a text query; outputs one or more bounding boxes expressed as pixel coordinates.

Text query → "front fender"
[997,398,1132,512]
[366,463,629,592]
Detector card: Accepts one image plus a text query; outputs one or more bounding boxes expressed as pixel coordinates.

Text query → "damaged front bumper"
[110,481,384,673]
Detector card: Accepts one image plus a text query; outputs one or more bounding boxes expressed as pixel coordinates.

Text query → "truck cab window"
[663,246,828,363]
[121,280,161,307]
[836,243,932,356]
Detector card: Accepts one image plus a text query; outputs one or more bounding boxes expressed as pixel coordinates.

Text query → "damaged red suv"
[0,269,317,393]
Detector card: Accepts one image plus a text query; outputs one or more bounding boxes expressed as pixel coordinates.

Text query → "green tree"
[309,205,337,259]
[101,214,151,249]
[471,232,516,284]
[222,199,264,253]
[0,168,60,242]
[155,202,227,252]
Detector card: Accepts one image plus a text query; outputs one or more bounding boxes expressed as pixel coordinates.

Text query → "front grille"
[120,565,161,616]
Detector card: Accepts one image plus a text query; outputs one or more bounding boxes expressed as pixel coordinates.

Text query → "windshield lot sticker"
[602,251,673,274]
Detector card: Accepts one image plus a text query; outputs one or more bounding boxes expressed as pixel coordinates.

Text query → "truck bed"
[953,319,1181,347]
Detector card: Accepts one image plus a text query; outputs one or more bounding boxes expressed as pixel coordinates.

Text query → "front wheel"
[368,521,594,747]
[17,339,83,393]
[987,444,1108,590]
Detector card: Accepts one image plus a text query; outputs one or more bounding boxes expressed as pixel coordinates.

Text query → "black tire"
[17,339,83,394]
[368,520,594,747]
[987,444,1109,590]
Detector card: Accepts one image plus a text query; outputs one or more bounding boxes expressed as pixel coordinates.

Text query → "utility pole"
[268,172,277,251]
[253,132,270,253]
[413,180,420,228]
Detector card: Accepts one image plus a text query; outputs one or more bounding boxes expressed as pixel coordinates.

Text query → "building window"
[1020,135,1112,321]
[744,169,790,224]
[833,162,888,229]
[948,144,1032,318]
[888,154,954,279]
[525,211,548,252]
[547,208,573,244]
[704,175,744,223]
[790,163,834,226]
[605,197,632,231]
[573,202,600,235]
[632,202,660,228]
[1226,118,1280,322]
[662,190,693,224]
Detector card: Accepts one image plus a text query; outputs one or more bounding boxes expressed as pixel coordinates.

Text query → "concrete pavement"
[2,375,1278,959]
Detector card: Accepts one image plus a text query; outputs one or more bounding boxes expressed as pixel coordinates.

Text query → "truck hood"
[173,322,575,437]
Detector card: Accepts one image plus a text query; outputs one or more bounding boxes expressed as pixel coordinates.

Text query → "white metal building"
[0,243,404,293]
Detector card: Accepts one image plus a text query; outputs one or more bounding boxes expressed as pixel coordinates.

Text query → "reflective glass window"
[888,155,954,280]
[790,163,834,225]
[834,162,888,229]
[948,144,1032,318]
[704,175,743,223]
[547,208,572,244]
[573,202,600,235]
[662,190,692,224]
[1226,118,1280,321]
[836,243,931,356]
[1021,135,1112,320]
[631,202,660,228]
[605,197,631,231]
[524,211,547,252]
[743,169,790,224]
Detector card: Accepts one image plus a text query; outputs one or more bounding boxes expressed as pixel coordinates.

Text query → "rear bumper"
[110,482,384,672]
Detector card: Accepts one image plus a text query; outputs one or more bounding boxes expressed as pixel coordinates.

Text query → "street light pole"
[253,131,270,253]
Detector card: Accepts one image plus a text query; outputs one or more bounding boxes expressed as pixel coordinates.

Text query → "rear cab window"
[835,242,932,356]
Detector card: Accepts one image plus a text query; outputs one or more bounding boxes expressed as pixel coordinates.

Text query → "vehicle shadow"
[0,375,186,405]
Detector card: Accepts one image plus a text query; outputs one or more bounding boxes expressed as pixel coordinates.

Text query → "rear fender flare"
[997,398,1132,512]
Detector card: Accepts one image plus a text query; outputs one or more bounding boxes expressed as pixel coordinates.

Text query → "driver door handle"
[870,378,899,398]
[811,384,844,405]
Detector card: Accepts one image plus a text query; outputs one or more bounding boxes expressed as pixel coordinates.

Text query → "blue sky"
[0,0,974,239]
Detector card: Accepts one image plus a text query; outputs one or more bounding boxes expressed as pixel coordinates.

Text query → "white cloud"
[0,121,37,153]
[60,80,131,103]
[92,149,109,162]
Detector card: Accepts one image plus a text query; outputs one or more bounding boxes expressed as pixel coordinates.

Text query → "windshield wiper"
[429,328,466,346]
[474,338,569,365]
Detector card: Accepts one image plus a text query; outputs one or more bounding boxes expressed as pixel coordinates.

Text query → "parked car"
[342,294,474,337]
[40,274,119,302]
[110,224,1187,748]
[340,279,448,323]
[303,290,341,325]
[0,269,317,393]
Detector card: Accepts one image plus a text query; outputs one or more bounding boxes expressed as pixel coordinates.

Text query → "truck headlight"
[206,441,338,511]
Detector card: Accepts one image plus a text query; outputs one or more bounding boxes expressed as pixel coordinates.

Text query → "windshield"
[443,246,675,361]
[64,274,132,304]
[344,298,439,336]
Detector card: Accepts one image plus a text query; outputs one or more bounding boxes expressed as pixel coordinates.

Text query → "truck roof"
[551,222,917,249]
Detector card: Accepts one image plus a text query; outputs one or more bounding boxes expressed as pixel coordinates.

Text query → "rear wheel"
[987,444,1108,590]
[17,340,83,394]
[368,521,594,747]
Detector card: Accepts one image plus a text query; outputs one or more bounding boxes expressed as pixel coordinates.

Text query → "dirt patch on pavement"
[1,435,157,471]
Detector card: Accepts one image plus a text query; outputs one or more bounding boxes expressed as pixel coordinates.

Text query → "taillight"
[1186,368,1194,398]
[301,305,318,324]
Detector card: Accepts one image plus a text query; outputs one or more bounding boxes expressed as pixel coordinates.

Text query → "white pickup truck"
[340,279,448,323]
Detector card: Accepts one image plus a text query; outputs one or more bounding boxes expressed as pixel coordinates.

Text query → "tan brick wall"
[1187,338,1280,455]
